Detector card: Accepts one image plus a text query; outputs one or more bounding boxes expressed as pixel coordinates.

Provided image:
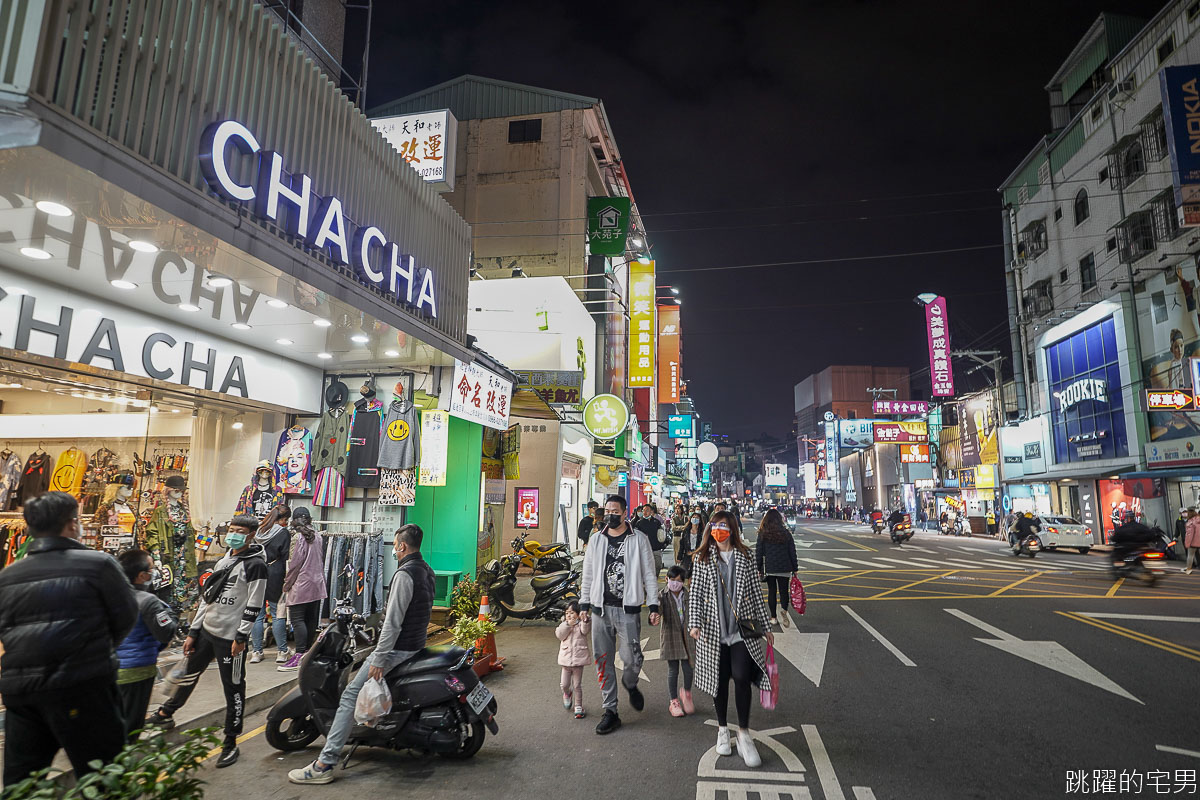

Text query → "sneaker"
[716,726,732,756]
[769,618,778,626]
[563,691,572,710]
[249,651,264,664]
[574,706,586,719]
[215,744,239,769]
[736,729,762,768]
[669,699,685,717]
[780,612,791,629]
[288,760,335,785]
[626,683,645,711]
[595,709,621,735]
[144,710,175,731]
[278,652,303,672]
[275,648,291,664]
[679,688,695,715]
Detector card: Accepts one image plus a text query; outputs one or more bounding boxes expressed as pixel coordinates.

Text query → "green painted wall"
[407,415,483,581]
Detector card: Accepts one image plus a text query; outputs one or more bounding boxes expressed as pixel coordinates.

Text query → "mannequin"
[312,379,351,508]
[144,475,198,612]
[235,459,285,520]
[94,471,137,533]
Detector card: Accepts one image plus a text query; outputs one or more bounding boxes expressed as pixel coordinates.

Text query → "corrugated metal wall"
[8,0,470,344]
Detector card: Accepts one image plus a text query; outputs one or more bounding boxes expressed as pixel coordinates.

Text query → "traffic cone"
[475,595,505,673]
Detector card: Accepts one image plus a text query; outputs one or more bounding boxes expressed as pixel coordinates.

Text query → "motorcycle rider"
[1010,512,1038,550]
[1110,518,1158,566]
[288,524,434,785]
[886,508,904,530]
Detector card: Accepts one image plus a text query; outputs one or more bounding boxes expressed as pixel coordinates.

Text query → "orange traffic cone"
[475,595,505,673]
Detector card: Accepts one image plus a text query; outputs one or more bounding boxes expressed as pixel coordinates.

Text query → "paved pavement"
[189,518,1200,799]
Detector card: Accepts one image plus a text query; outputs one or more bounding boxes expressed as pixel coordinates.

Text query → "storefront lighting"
[7,383,21,388]
[317,352,332,359]
[631,236,644,247]
[637,255,651,264]
[178,303,201,312]
[267,298,289,309]
[231,416,244,430]
[313,318,332,327]
[231,322,251,330]
[128,240,158,253]
[4,286,28,295]
[20,247,51,260]
[206,273,233,288]
[384,349,399,357]
[170,408,181,413]
[350,333,370,344]
[275,338,293,345]
[35,200,72,217]
[671,287,679,295]
[110,279,138,290]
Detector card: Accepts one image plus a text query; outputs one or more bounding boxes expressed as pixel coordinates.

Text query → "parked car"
[1036,515,1093,554]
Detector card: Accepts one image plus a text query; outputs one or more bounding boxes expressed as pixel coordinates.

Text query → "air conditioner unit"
[1108,80,1135,101]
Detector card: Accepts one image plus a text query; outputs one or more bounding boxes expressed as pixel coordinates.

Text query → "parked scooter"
[265,573,499,760]
[511,531,572,574]
[1111,544,1167,585]
[477,552,579,625]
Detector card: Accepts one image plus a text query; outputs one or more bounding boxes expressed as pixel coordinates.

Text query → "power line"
[656,244,1001,274]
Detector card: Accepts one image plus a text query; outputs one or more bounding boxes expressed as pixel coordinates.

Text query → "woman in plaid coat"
[688,510,773,768]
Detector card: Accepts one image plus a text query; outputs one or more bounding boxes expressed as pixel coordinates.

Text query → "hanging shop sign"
[925,296,955,396]
[657,304,682,403]
[370,109,458,192]
[484,478,506,504]
[899,444,930,463]
[838,419,876,449]
[617,471,629,487]
[668,414,694,439]
[514,369,583,406]
[873,421,928,443]
[1159,65,1200,226]
[418,410,449,486]
[765,463,787,487]
[587,197,633,256]
[824,419,839,492]
[515,487,540,529]
[448,359,513,430]
[583,393,630,440]
[701,463,711,484]
[628,259,656,387]
[1145,389,1195,411]
[873,400,929,415]
[198,120,438,317]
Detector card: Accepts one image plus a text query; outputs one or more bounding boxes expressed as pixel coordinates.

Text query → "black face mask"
[606,514,623,529]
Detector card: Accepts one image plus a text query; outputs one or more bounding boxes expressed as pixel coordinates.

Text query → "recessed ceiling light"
[178,303,201,312]
[317,352,332,359]
[7,382,21,388]
[110,279,138,290]
[384,349,399,357]
[313,318,332,327]
[20,247,51,260]
[275,338,293,345]
[128,240,158,253]
[35,200,72,217]
[206,274,233,288]
[231,322,251,330]
[170,408,181,413]
[350,333,370,344]
[231,418,244,430]
[266,298,289,309]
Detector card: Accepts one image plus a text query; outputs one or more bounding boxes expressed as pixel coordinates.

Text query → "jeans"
[317,649,418,767]
[591,606,643,711]
[3,682,125,789]
[252,600,288,653]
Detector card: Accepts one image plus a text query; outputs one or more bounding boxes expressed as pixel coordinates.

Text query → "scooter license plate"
[467,682,493,715]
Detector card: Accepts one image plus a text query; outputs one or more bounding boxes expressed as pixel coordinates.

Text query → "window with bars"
[1140,111,1169,162]
[1018,219,1049,259]
[1107,137,1148,189]
[1149,190,1183,242]
[1023,278,1054,316]
[1115,210,1156,263]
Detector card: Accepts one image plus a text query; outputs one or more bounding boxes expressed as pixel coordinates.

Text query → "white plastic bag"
[354,676,392,726]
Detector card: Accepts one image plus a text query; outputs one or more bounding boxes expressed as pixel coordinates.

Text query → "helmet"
[1024,512,1033,518]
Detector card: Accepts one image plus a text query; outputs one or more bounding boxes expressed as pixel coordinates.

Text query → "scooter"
[477,553,579,625]
[1155,528,1179,561]
[889,519,914,544]
[265,579,499,761]
[871,518,887,535]
[512,531,572,574]
[1111,545,1167,585]
[1010,533,1041,558]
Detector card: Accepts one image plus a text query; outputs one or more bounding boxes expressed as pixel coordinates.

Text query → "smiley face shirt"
[377,400,421,471]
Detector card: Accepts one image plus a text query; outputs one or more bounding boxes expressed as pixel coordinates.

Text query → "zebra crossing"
[795,550,1114,573]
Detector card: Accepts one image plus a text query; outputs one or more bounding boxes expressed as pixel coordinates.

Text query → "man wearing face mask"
[145,515,267,768]
[115,549,178,743]
[634,503,667,577]
[578,495,660,735]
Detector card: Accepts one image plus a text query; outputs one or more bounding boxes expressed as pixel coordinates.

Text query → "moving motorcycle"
[477,552,579,625]
[512,531,572,574]
[265,576,499,761]
[1111,544,1167,585]
[889,516,914,545]
[871,516,887,535]
[1011,533,1041,558]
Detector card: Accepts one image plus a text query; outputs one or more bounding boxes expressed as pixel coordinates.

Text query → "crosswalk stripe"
[939,558,1025,571]
[836,557,889,568]
[799,557,851,569]
[891,557,953,568]
[874,557,944,569]
[904,545,938,553]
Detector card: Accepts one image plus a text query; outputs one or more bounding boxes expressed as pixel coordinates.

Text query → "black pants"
[765,576,790,618]
[118,676,157,744]
[2,681,126,789]
[158,630,245,744]
[289,600,322,653]
[714,641,759,729]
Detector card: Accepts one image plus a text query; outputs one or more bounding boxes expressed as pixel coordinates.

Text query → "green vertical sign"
[587,196,632,256]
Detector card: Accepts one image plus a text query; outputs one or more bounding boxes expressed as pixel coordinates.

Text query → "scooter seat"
[387,644,467,677]
[530,571,572,591]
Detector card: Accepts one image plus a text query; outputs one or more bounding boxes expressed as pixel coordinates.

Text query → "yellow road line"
[987,571,1045,597]
[201,724,268,762]
[1057,612,1200,663]
[802,571,874,587]
[873,570,959,598]
[814,531,877,552]
[813,592,1200,602]
[1105,578,1125,597]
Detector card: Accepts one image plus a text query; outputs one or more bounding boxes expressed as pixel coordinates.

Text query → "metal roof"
[369,75,600,120]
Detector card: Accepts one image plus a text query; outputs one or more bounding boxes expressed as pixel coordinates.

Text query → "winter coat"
[755,532,798,576]
[578,526,660,615]
[658,587,695,663]
[256,524,292,603]
[117,588,178,671]
[635,515,668,551]
[687,545,772,698]
[670,514,690,537]
[0,536,137,695]
[283,526,328,606]
[1186,515,1200,549]
[677,526,703,565]
[555,617,591,667]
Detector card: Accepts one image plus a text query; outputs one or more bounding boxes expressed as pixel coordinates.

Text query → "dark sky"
[362,0,1168,440]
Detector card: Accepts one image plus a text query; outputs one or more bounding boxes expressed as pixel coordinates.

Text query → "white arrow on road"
[772,626,829,687]
[796,539,820,548]
[945,608,1141,703]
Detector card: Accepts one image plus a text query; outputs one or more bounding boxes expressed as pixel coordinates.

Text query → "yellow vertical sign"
[628,260,656,387]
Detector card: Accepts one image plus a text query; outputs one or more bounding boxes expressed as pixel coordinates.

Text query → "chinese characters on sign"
[899,444,930,463]
[824,420,838,492]
[515,487,539,529]
[764,463,787,487]
[514,370,584,406]
[668,414,694,439]
[587,197,632,255]
[448,359,513,431]
[925,296,955,396]
[872,400,929,415]
[628,260,656,387]
[1145,389,1195,411]
[873,421,929,443]
[657,304,682,403]
[370,109,458,191]
[418,410,449,486]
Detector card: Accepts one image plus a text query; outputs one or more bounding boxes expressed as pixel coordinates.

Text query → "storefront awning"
[592,453,627,469]
[1120,468,1200,481]
[509,388,562,421]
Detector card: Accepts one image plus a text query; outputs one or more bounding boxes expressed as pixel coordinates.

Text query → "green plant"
[3,727,222,800]
[448,576,483,625]
[450,615,497,658]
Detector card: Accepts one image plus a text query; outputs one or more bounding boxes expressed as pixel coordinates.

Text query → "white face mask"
[168,489,183,501]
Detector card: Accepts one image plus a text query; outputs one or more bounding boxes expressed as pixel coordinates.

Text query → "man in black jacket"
[634,504,667,577]
[0,491,138,788]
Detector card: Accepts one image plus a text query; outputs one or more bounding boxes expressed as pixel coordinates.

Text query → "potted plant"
[448,576,484,626]
[450,614,498,676]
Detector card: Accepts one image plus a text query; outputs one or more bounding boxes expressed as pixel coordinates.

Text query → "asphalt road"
[195,519,1200,799]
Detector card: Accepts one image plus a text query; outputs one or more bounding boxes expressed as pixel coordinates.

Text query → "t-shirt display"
[312,407,351,474]
[16,451,54,506]
[48,447,88,495]
[602,530,629,608]
[275,426,313,494]
[377,400,421,471]
[0,450,22,511]
[346,398,384,489]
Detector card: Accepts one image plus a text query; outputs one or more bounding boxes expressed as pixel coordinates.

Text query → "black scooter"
[477,552,579,625]
[265,579,499,762]
[1112,544,1168,585]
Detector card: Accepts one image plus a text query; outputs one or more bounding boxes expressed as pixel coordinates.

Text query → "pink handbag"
[760,642,779,710]
[790,574,807,615]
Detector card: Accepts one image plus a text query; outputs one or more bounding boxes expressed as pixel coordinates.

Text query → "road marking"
[939,558,1024,571]
[802,724,847,800]
[988,571,1044,597]
[853,789,879,800]
[1157,745,1200,759]
[873,570,958,599]
[773,628,829,687]
[1105,578,1124,597]
[1077,612,1200,623]
[874,557,942,569]
[836,557,890,569]
[698,721,808,783]
[1058,612,1200,664]
[947,609,1141,703]
[819,531,877,552]
[904,545,937,553]
[202,724,267,761]
[841,605,916,666]
[800,557,852,570]
[891,556,955,568]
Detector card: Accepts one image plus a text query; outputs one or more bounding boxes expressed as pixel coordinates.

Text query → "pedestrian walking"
[279,507,327,671]
[635,503,668,576]
[1184,509,1200,574]
[755,509,798,628]
[116,549,178,743]
[145,515,268,768]
[1175,507,1190,562]
[678,510,705,575]
[656,565,695,717]
[251,504,292,664]
[578,500,600,548]
[555,600,591,719]
[670,503,690,542]
[688,510,774,768]
[0,492,138,788]
[578,494,660,735]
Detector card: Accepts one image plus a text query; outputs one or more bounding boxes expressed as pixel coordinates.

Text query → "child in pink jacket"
[555,600,591,719]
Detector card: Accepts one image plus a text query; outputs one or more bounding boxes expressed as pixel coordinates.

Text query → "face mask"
[226,532,248,550]
[691,516,700,524]
[606,514,623,528]
[642,512,651,519]
[666,579,683,592]
[711,526,731,543]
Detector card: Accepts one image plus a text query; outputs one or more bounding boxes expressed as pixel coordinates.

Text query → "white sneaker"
[737,729,762,768]
[780,612,791,629]
[287,760,334,785]
[276,648,291,664]
[249,651,263,664]
[716,726,732,756]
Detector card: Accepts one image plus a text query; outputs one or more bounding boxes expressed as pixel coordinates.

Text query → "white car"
[1037,515,1093,554]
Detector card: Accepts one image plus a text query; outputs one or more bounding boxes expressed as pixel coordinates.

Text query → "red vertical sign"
[926,296,955,397]
[657,304,681,404]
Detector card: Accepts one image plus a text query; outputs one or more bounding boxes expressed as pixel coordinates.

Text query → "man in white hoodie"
[579,495,660,735]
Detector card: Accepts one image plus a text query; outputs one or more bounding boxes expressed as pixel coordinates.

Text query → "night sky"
[361,0,1168,441]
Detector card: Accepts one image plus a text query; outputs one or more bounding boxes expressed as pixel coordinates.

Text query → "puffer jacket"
[283,526,327,606]
[555,617,591,667]
[0,536,138,695]
[1186,514,1200,549]
[117,588,178,671]
[755,531,798,576]
[256,524,292,603]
